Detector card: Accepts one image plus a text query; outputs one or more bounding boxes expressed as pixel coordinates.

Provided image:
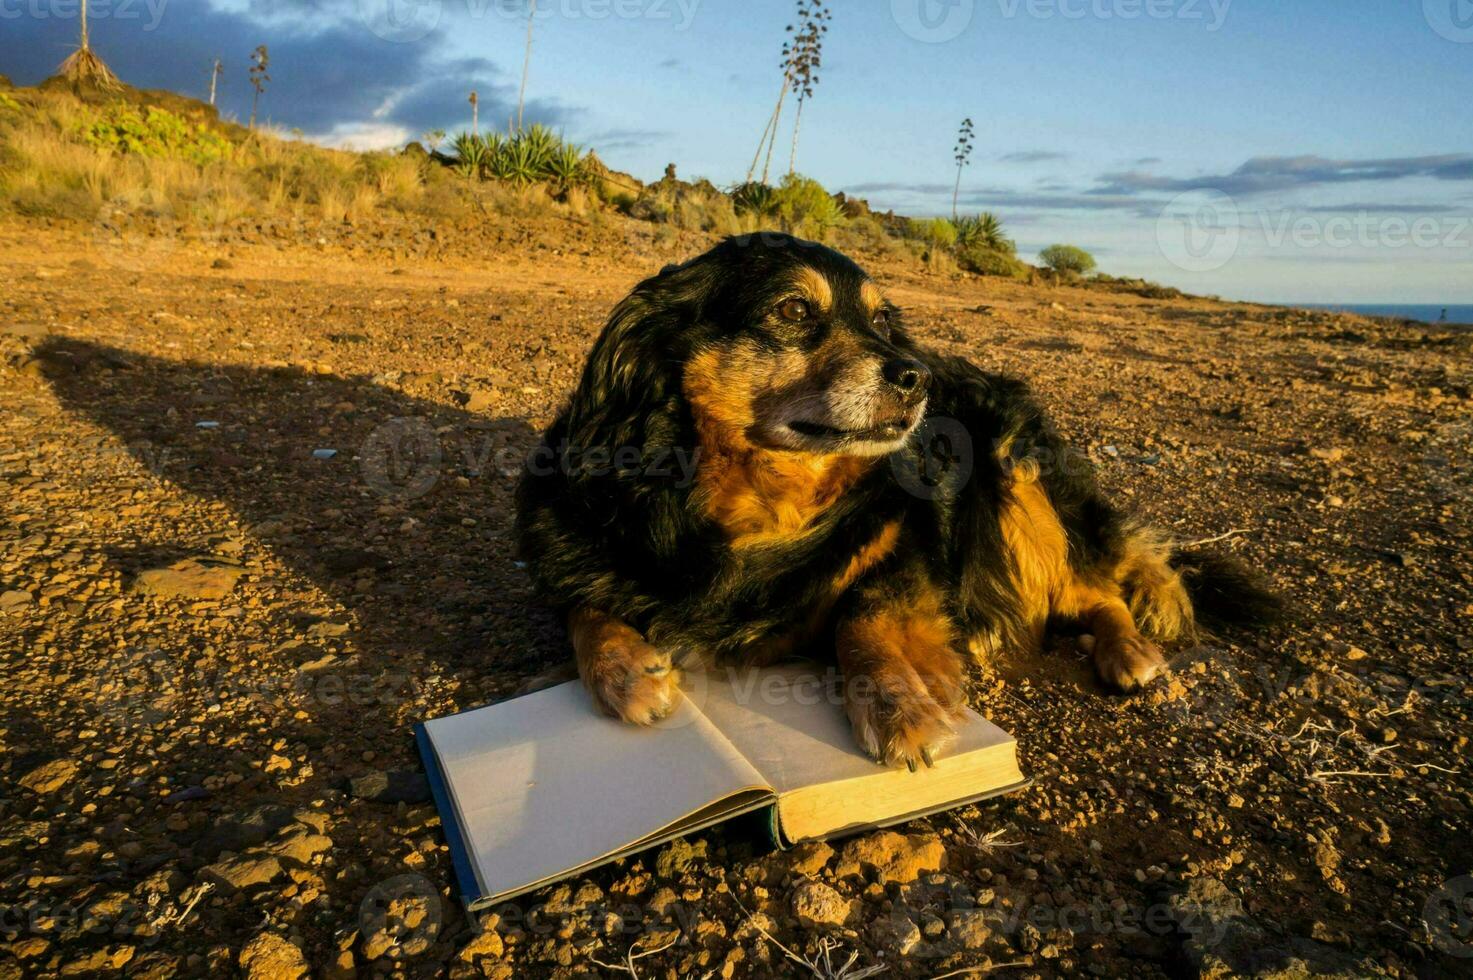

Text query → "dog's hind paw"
[1088,632,1166,693]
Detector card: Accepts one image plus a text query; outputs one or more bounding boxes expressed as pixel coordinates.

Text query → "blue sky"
[3,0,1472,303]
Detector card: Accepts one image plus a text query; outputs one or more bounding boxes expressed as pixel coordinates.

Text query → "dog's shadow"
[36,337,561,758]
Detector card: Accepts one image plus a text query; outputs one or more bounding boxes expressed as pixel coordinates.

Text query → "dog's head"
[566,234,929,466]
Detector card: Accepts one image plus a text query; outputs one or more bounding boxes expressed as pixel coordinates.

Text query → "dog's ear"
[565,256,718,457]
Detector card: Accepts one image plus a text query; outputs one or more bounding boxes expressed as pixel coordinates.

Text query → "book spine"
[414,722,484,908]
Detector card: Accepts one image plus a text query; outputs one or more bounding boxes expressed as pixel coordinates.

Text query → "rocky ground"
[1,210,1470,979]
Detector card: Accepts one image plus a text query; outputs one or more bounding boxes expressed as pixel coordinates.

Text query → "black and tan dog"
[516,233,1277,769]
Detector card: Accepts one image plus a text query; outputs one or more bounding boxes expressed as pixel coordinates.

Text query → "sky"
[3,0,1472,303]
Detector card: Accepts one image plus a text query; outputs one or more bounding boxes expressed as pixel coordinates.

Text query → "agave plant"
[730,181,777,217]
[492,134,543,186]
[955,212,1015,254]
[451,131,488,179]
[546,143,588,192]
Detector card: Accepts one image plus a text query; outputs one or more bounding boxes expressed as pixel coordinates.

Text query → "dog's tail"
[1170,548,1285,633]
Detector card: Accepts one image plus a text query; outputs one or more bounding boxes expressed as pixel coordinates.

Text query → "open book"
[415,665,1026,909]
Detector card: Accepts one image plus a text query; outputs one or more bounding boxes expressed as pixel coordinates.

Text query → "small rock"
[239,931,308,980]
[453,387,501,413]
[787,840,834,876]
[946,909,995,950]
[200,853,284,894]
[20,759,78,795]
[790,880,850,930]
[868,912,921,955]
[0,589,33,612]
[133,560,243,600]
[655,838,708,878]
[348,769,429,804]
[456,927,505,966]
[835,831,945,883]
[266,825,333,866]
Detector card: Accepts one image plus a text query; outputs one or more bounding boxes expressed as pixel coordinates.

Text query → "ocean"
[1299,303,1473,326]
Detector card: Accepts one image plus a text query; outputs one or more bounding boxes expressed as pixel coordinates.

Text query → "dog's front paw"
[584,639,682,726]
[844,667,960,771]
[1088,632,1166,692]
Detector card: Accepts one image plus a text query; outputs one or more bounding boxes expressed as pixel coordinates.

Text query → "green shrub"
[0,92,21,114]
[1038,244,1096,276]
[905,216,957,249]
[958,243,1031,278]
[771,173,843,239]
[79,104,232,165]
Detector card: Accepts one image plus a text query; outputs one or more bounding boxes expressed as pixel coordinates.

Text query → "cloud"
[843,181,1160,216]
[1299,202,1455,215]
[1094,154,1473,197]
[998,150,1068,164]
[306,121,415,150]
[581,128,670,151]
[0,0,577,143]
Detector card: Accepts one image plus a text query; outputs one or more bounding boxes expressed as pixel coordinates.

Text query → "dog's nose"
[882,358,930,403]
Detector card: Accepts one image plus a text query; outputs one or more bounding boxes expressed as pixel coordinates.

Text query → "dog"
[515,233,1278,769]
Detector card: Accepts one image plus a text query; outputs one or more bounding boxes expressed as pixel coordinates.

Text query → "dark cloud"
[998,150,1068,164]
[1299,202,1455,215]
[581,127,669,151]
[1094,154,1473,197]
[843,181,1161,216]
[0,0,576,140]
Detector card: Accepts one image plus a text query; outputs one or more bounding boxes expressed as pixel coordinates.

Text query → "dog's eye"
[778,299,810,322]
[872,309,890,329]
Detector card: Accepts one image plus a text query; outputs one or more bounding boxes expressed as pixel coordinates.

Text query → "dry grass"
[0,88,447,229]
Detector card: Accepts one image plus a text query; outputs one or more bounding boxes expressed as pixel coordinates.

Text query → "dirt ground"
[1,210,1470,979]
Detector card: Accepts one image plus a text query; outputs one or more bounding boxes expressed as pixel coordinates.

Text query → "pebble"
[790,880,850,930]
